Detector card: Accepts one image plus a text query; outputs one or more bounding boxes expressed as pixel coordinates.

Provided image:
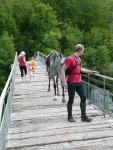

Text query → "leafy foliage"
[0,32,15,94]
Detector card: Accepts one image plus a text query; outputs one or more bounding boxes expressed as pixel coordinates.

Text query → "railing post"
[103,77,106,118]
[37,51,39,61]
[88,74,90,105]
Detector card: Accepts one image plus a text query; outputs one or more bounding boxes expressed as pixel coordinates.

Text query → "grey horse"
[46,50,66,102]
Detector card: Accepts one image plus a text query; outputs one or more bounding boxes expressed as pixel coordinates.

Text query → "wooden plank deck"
[6,62,113,150]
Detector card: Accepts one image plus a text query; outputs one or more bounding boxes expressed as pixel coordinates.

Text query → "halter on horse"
[46,50,66,102]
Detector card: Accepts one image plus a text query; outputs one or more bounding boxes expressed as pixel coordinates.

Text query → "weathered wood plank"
[7,138,113,150]
[6,129,113,148]
[7,120,113,139]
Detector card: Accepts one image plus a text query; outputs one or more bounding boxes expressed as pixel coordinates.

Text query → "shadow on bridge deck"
[6,62,113,150]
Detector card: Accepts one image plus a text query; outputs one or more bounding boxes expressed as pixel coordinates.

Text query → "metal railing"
[0,52,17,150]
[33,51,46,65]
[82,74,113,117]
[35,51,113,118]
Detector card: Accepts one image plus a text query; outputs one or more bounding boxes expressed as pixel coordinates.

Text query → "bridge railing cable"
[0,52,17,150]
[82,73,113,117]
[33,51,46,66]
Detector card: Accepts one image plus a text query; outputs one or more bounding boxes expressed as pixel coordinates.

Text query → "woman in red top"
[61,44,98,122]
[18,51,27,82]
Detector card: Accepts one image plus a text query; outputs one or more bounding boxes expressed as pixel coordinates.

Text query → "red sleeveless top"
[18,55,26,66]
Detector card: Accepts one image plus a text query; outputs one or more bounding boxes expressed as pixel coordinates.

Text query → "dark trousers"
[19,66,27,77]
[67,82,86,117]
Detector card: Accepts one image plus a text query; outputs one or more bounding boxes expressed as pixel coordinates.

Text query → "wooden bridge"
[6,61,113,150]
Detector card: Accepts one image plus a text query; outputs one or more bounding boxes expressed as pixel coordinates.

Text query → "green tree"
[60,25,83,55]
[42,28,62,54]
[82,45,110,74]
[40,0,107,32]
[10,0,59,57]
[0,32,15,94]
[0,2,17,36]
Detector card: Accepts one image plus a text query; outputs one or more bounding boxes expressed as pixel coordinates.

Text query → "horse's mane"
[51,52,59,63]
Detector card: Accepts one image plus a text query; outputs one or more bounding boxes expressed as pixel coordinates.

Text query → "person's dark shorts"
[19,66,27,77]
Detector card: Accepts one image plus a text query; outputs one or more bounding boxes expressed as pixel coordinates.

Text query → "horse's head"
[49,52,65,76]
[54,53,65,67]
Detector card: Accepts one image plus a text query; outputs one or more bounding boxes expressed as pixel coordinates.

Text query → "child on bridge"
[30,57,36,77]
[28,62,33,82]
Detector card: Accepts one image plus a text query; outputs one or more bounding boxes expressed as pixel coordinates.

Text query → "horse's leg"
[48,73,51,91]
[52,77,57,101]
[56,75,60,96]
[45,66,48,76]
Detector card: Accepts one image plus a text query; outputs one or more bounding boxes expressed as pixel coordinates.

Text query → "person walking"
[30,57,36,77]
[18,51,27,82]
[61,44,98,122]
[28,62,33,82]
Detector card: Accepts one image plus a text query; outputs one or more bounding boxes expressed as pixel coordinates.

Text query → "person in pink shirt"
[28,62,33,82]
[61,44,98,122]
[18,51,27,82]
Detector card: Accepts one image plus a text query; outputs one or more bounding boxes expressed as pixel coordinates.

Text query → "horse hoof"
[53,98,57,101]
[62,100,66,103]
[48,89,50,91]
